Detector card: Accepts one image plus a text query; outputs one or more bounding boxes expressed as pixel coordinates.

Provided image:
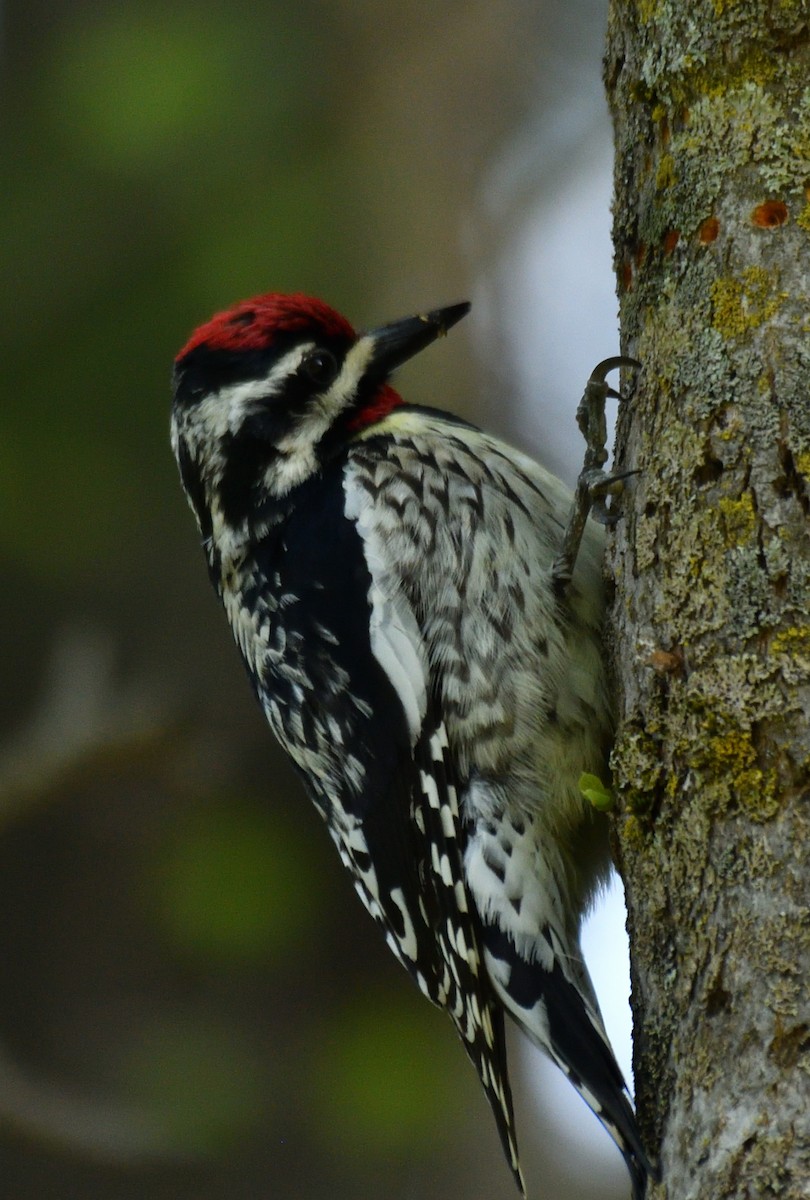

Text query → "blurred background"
[0,2,632,1197]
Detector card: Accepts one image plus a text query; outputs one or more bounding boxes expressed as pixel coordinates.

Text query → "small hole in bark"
[694,456,724,486]
[705,981,732,1016]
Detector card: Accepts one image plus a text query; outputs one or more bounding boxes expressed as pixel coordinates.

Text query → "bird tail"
[480,920,656,1199]
[454,1004,527,1197]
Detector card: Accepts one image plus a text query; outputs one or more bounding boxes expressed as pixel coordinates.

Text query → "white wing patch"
[342,470,428,741]
[367,592,426,739]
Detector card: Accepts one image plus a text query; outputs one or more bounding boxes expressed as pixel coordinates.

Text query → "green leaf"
[579,772,615,811]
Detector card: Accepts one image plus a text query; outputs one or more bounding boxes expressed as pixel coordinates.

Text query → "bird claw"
[583,467,641,527]
[552,359,641,592]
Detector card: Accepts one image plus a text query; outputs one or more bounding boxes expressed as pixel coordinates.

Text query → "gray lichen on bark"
[603,2,809,1198]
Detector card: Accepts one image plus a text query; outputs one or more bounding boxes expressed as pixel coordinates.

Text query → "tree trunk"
[603,4,810,1198]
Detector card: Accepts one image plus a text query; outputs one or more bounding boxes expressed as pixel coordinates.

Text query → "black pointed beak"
[364,301,470,376]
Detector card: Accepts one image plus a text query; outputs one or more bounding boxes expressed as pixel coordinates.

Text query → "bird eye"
[301,348,339,388]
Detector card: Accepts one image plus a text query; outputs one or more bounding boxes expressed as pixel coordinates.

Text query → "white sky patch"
[476,136,619,485]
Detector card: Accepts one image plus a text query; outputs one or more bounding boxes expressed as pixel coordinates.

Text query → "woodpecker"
[171,292,653,1198]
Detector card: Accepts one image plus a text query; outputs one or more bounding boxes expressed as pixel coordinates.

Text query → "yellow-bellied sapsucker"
[170,292,654,1198]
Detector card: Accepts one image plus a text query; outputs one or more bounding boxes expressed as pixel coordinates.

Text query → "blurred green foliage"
[153,799,322,962]
[53,11,255,174]
[122,1011,267,1153]
[1,2,361,585]
[313,989,465,1159]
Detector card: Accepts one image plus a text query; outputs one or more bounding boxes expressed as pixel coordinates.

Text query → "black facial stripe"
[217,430,280,529]
[173,331,352,409]
[173,328,363,530]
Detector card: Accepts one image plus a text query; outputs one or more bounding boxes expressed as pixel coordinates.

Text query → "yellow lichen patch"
[710,267,785,339]
[705,729,755,774]
[692,724,780,821]
[666,52,776,109]
[718,492,756,547]
[636,0,661,23]
[793,449,810,479]
[735,768,780,821]
[656,153,677,189]
[770,626,810,668]
[665,769,682,803]
[797,204,810,233]
[621,813,647,849]
[710,278,749,339]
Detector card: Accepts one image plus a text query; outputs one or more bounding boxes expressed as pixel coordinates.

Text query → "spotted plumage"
[171,292,654,1199]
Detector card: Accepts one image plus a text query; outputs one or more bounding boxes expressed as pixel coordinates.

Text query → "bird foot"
[552,357,640,592]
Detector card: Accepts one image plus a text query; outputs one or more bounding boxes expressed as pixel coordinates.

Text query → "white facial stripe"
[181,335,376,457]
[217,335,377,435]
[328,335,376,409]
[175,334,381,513]
[262,336,379,480]
[221,344,313,433]
[176,343,315,464]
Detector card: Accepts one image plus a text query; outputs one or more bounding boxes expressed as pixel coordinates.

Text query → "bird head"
[171,292,470,551]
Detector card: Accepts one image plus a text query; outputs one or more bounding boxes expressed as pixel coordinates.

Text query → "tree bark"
[603,4,810,1198]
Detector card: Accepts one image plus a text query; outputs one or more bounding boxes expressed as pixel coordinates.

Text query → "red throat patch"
[175,292,355,361]
[347,384,405,432]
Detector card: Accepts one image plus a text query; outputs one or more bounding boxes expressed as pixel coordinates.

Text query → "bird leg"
[552,356,640,593]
